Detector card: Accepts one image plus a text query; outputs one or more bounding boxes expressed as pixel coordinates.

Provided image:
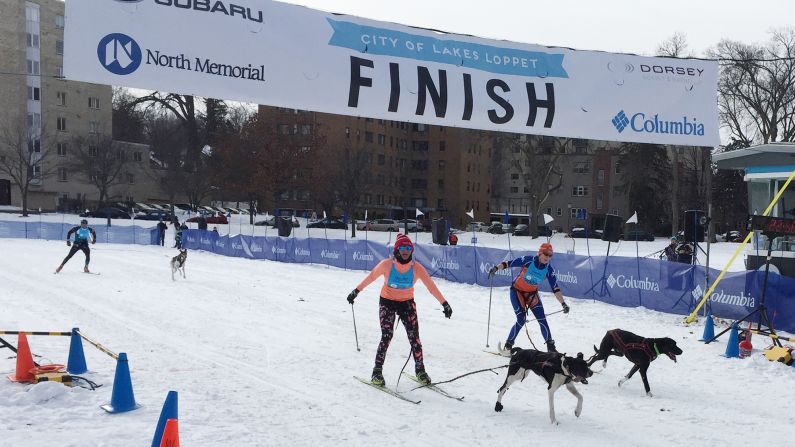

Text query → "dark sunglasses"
[397,245,413,252]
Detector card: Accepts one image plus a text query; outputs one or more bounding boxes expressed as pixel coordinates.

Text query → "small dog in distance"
[170,249,187,281]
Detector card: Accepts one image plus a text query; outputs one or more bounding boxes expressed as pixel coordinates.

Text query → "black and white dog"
[495,348,593,425]
[587,329,683,397]
[170,249,187,281]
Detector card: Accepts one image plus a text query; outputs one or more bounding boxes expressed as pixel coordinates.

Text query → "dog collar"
[653,343,661,357]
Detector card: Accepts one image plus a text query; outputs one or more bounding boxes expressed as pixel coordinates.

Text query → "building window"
[438,179,444,190]
[511,173,519,180]
[32,163,41,177]
[365,131,373,143]
[572,185,589,197]
[58,168,67,182]
[596,193,604,210]
[57,91,66,106]
[28,138,41,153]
[26,32,39,48]
[345,127,350,138]
[88,145,97,157]
[597,169,605,186]
[27,112,41,129]
[377,154,385,165]
[27,86,40,101]
[26,4,40,22]
[556,207,562,216]
[56,66,63,78]
[299,124,312,135]
[133,151,142,162]
[570,208,587,220]
[57,143,67,156]
[573,162,591,174]
[89,121,100,134]
[127,173,135,184]
[88,97,100,109]
[439,141,446,151]
[56,40,64,55]
[26,60,40,75]
[615,163,622,174]
[438,160,445,170]
[510,186,519,193]
[55,14,65,28]
[378,134,386,145]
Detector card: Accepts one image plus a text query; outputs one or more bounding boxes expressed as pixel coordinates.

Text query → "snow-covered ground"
[1,232,793,446]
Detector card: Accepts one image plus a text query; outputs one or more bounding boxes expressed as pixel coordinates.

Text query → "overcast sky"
[282,0,793,56]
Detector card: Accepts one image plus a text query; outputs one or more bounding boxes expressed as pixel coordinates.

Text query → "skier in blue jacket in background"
[56,219,97,273]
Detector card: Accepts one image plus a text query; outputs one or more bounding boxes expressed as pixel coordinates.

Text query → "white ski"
[354,376,421,404]
[402,373,464,401]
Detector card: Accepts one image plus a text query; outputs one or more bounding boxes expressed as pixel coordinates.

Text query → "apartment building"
[257,105,492,226]
[0,0,163,211]
[491,136,630,233]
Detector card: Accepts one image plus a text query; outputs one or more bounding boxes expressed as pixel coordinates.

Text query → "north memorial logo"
[97,33,142,75]
[611,111,629,133]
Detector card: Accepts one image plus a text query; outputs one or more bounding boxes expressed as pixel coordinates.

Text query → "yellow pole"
[685,168,795,324]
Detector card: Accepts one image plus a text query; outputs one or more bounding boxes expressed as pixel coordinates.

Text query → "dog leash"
[409,365,508,391]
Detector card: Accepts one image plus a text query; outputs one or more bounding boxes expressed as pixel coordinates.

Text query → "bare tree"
[0,123,61,216]
[709,28,795,144]
[65,134,130,206]
[656,33,694,236]
[493,134,565,237]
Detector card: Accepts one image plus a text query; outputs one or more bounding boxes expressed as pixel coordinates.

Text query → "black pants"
[374,298,424,371]
[62,242,90,266]
[159,231,166,246]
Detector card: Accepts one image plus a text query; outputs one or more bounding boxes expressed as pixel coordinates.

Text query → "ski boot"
[371,366,385,387]
[83,266,90,273]
[545,339,558,353]
[415,368,432,385]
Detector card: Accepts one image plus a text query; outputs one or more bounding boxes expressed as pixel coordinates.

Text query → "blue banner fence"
[2,220,793,333]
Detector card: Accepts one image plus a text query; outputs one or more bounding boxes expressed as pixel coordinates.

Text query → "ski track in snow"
[0,238,793,446]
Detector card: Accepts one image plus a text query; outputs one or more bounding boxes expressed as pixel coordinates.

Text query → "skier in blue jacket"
[56,219,97,273]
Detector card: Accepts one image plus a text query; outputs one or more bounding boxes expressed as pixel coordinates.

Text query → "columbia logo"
[606,274,617,288]
[611,110,629,133]
[691,285,704,301]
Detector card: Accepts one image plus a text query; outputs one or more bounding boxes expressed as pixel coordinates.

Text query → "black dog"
[495,348,593,425]
[588,329,683,397]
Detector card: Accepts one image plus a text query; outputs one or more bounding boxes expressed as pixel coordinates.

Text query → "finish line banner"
[64,0,719,146]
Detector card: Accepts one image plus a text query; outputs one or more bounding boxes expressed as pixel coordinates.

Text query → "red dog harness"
[609,330,658,361]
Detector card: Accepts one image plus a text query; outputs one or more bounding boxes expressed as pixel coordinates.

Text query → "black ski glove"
[346,288,359,304]
[442,301,453,319]
[488,266,498,278]
[66,240,71,246]
[562,302,570,314]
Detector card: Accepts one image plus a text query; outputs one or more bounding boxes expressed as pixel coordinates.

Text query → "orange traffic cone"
[159,418,179,447]
[7,333,36,383]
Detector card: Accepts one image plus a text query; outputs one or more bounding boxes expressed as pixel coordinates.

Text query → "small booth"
[714,143,795,277]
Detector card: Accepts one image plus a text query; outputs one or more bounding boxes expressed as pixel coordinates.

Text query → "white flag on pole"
[364,209,367,220]
[466,209,475,219]
[416,208,424,217]
[626,211,638,224]
[323,210,327,219]
[543,214,554,224]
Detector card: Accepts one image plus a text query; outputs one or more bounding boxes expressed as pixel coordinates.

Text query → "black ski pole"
[351,303,360,352]
[486,276,493,347]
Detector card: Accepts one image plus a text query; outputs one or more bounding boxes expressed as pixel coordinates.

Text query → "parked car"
[187,214,228,225]
[254,216,299,227]
[568,227,603,238]
[135,210,175,221]
[364,219,400,232]
[487,222,514,234]
[466,221,489,232]
[307,218,347,229]
[398,219,424,232]
[621,229,655,241]
[513,225,553,237]
[80,207,132,219]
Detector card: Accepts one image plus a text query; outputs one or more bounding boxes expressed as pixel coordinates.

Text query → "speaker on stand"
[601,214,623,243]
[432,219,448,245]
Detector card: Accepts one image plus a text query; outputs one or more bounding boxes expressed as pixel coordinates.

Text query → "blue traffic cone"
[100,352,141,413]
[724,323,740,358]
[151,391,179,447]
[67,327,87,374]
[700,311,715,342]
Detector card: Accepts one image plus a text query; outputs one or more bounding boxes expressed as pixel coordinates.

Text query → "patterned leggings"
[374,298,424,371]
